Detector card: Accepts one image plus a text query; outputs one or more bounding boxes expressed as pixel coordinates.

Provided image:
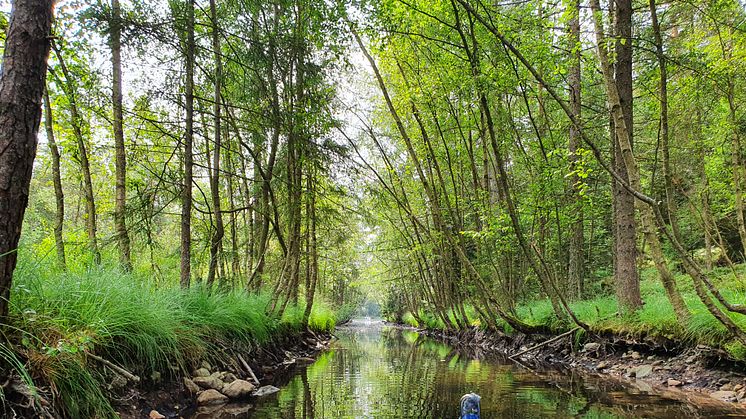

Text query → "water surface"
[243,319,743,418]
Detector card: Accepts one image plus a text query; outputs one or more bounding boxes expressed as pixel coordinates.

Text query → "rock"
[193,375,226,391]
[193,368,211,378]
[735,384,744,392]
[583,343,601,352]
[197,389,228,406]
[630,351,642,360]
[109,374,128,390]
[711,390,737,402]
[685,355,697,364]
[667,379,683,387]
[252,385,280,397]
[222,379,255,399]
[150,371,161,382]
[633,364,653,379]
[149,410,166,419]
[596,361,609,370]
[737,390,746,401]
[222,372,238,383]
[184,377,201,394]
[717,377,731,386]
[633,380,653,393]
[721,383,735,392]
[201,360,213,371]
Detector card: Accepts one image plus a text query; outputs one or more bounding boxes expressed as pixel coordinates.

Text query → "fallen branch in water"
[86,353,140,383]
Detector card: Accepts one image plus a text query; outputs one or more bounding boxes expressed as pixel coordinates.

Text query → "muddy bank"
[115,330,333,419]
[415,325,746,410]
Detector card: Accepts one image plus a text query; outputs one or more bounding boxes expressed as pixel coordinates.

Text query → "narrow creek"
[196,320,746,418]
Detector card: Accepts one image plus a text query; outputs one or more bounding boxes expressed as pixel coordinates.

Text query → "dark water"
[210,320,746,418]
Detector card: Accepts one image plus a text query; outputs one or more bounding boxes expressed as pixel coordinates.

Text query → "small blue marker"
[460,393,481,419]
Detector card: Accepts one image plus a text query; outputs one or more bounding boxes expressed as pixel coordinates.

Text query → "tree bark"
[0,0,54,319]
[111,0,132,271]
[43,88,66,271]
[180,0,195,289]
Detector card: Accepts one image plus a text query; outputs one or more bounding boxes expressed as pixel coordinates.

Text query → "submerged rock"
[252,385,280,397]
[223,379,255,399]
[197,389,228,405]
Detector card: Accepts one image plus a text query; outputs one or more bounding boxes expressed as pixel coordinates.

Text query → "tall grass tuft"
[4,262,340,417]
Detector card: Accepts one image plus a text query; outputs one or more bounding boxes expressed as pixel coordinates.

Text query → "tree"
[0,0,55,319]
[181,0,195,289]
[111,0,132,271]
[43,88,67,271]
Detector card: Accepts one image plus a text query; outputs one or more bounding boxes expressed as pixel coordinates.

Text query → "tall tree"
[0,0,55,319]
[43,88,67,271]
[51,44,101,265]
[111,0,132,271]
[206,0,225,287]
[610,0,642,312]
[181,0,195,289]
[567,0,584,298]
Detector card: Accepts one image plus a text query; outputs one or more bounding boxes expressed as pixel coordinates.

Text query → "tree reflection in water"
[244,321,742,418]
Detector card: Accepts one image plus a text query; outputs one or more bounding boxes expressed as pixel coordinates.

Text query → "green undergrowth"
[402,265,746,360]
[1,263,340,418]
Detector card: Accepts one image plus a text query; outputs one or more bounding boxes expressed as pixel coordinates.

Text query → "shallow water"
[213,320,746,418]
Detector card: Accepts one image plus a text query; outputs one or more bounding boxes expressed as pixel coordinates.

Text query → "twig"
[86,353,140,383]
[237,353,260,385]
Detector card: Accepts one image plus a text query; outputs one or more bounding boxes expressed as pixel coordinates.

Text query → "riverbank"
[0,266,343,418]
[415,318,746,409]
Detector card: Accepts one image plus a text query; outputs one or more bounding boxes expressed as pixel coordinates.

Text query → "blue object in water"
[460,393,481,419]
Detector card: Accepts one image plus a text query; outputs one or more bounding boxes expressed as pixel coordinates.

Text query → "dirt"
[417,325,746,411]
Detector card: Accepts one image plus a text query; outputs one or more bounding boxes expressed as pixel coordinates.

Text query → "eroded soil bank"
[114,330,333,419]
[417,325,746,411]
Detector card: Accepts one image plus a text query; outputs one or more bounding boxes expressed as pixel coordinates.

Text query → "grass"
[401,265,746,359]
[1,262,341,418]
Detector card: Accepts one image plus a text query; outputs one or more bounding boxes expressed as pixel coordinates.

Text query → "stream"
[199,319,746,418]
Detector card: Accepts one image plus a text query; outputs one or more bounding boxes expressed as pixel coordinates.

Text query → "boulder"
[197,389,228,406]
[631,365,653,379]
[583,343,601,352]
[223,379,256,399]
[667,379,682,387]
[252,385,280,397]
[222,372,238,383]
[193,375,226,391]
[711,390,737,402]
[201,360,213,371]
[184,377,201,394]
[193,368,211,378]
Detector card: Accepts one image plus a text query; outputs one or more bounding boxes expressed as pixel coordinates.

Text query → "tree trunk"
[609,0,642,313]
[52,44,101,265]
[206,0,224,288]
[0,0,54,319]
[180,0,195,289]
[111,0,132,271]
[567,0,584,299]
[43,89,67,271]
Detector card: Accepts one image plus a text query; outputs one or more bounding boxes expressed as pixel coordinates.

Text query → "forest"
[0,0,746,417]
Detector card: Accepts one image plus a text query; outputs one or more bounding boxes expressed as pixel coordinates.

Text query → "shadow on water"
[196,319,746,418]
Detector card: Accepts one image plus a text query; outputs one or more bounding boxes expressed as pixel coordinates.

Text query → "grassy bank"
[401,265,746,359]
[0,263,342,418]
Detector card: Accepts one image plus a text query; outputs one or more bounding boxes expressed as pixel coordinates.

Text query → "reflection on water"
[246,320,742,418]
